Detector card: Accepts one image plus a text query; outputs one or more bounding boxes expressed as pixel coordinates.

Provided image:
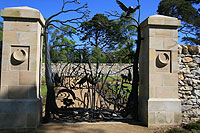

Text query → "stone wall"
[41,63,132,77]
[178,45,200,124]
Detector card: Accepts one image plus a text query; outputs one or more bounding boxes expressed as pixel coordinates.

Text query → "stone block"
[3,31,37,45]
[163,38,178,50]
[141,15,181,29]
[148,112,156,124]
[182,57,193,63]
[0,99,41,129]
[150,28,173,38]
[3,31,19,44]
[162,73,178,86]
[150,74,163,86]
[149,49,155,61]
[149,37,163,49]
[7,86,29,99]
[1,72,19,86]
[28,86,37,99]
[174,112,182,124]
[29,60,37,71]
[0,114,27,129]
[29,45,39,60]
[148,98,181,112]
[3,21,38,32]
[27,113,39,128]
[0,86,8,99]
[1,58,9,72]
[155,112,167,124]
[1,45,10,57]
[165,112,174,123]
[19,72,36,85]
[154,86,178,98]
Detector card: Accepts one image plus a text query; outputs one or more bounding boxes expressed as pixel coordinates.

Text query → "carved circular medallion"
[156,53,169,67]
[12,49,27,63]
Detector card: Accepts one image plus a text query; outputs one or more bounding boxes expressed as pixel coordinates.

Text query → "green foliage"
[165,128,189,133]
[48,26,77,63]
[89,47,107,63]
[184,122,200,131]
[157,0,200,45]
[80,14,120,49]
[155,122,200,133]
[80,13,136,63]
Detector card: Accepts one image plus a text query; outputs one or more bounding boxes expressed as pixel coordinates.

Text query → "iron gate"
[43,0,141,123]
[51,55,133,122]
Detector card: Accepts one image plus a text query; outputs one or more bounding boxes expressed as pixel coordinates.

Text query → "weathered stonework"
[0,7,44,130]
[178,45,200,124]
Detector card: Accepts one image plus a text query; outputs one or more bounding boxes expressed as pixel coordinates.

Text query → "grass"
[41,77,47,97]
[155,122,200,133]
[102,76,122,82]
[41,85,47,97]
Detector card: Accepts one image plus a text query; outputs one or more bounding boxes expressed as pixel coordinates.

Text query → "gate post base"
[147,98,181,128]
[0,99,42,130]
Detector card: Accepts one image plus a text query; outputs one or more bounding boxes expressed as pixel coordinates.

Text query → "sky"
[0,0,184,44]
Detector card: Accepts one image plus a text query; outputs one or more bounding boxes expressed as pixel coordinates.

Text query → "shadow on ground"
[37,122,152,133]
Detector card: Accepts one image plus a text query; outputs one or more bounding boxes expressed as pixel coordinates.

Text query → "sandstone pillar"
[138,15,181,127]
[0,7,44,129]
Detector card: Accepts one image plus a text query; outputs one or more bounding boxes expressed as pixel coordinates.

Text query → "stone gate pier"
[0,7,44,129]
[139,15,181,127]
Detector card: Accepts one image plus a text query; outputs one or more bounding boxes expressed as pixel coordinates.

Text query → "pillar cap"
[1,6,45,26]
[141,14,181,28]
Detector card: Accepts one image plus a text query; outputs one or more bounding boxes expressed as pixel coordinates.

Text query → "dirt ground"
[37,122,153,133]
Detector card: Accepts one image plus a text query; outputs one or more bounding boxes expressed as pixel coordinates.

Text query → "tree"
[48,26,77,63]
[157,0,200,45]
[80,13,136,63]
[80,14,121,50]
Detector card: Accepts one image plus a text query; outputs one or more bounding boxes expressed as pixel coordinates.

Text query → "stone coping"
[1,6,45,26]
[140,14,181,29]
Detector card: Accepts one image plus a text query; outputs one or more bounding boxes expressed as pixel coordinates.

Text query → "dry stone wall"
[178,45,200,124]
[41,63,132,78]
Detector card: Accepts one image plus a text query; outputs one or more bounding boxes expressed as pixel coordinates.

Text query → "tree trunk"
[125,25,141,121]
[43,27,58,122]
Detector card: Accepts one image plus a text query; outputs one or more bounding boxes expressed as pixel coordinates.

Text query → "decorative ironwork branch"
[43,0,89,122]
[116,0,141,121]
